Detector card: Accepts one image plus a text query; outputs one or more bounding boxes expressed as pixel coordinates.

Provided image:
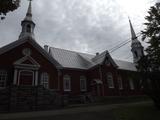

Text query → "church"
[0,1,144,110]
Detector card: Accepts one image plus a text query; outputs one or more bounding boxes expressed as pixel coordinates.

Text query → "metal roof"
[49,47,137,71]
[114,59,137,71]
[49,47,94,69]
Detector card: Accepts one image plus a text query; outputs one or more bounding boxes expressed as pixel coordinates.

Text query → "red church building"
[0,1,144,111]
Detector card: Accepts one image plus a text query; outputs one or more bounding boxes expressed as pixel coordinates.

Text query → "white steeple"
[19,0,35,40]
[129,18,144,63]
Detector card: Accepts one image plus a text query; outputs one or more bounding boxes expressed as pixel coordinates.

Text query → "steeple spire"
[26,0,32,20]
[129,18,144,63]
[19,0,35,40]
[129,18,137,40]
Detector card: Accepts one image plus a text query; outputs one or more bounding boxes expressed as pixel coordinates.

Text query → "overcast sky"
[0,0,158,62]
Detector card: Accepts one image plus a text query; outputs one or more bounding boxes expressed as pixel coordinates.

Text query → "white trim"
[35,71,38,86]
[129,78,134,90]
[13,69,18,85]
[118,76,123,90]
[18,70,34,86]
[80,76,87,92]
[14,55,40,68]
[40,72,49,89]
[0,70,7,88]
[107,72,114,88]
[15,65,39,70]
[63,75,71,92]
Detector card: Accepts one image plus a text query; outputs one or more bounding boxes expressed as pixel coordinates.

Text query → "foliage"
[0,0,20,20]
[141,2,160,71]
[138,2,160,109]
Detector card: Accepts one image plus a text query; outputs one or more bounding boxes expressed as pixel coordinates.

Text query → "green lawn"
[113,102,160,120]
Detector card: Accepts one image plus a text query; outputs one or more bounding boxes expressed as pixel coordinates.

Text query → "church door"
[19,71,34,85]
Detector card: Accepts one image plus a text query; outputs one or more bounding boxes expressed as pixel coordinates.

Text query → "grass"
[113,102,160,120]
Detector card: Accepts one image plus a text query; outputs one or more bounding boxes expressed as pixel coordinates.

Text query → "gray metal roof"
[49,47,137,71]
[49,47,95,69]
[92,51,106,64]
[114,59,137,71]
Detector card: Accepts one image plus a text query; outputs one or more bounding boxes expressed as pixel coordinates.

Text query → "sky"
[0,0,158,62]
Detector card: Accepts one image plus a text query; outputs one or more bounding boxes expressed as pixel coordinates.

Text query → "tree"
[0,0,20,20]
[138,2,160,109]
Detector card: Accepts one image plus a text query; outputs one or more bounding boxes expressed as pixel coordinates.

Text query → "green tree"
[138,2,160,109]
[0,0,20,20]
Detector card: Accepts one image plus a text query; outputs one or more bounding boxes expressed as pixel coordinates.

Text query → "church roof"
[49,47,94,69]
[114,59,137,71]
[49,47,137,71]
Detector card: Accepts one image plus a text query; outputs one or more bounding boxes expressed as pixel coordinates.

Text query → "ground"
[1,101,160,120]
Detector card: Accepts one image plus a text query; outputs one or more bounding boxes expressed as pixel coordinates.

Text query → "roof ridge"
[114,59,133,63]
[50,46,95,56]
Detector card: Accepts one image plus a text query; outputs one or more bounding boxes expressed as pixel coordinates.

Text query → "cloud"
[0,0,157,62]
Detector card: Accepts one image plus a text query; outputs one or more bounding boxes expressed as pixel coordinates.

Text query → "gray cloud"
[0,0,156,62]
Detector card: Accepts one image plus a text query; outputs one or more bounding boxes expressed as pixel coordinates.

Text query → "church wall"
[117,70,143,96]
[87,66,102,96]
[101,64,120,96]
[59,69,88,96]
[0,41,59,89]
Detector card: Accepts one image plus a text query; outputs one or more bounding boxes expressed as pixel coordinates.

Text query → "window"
[80,76,87,91]
[118,76,123,90]
[134,51,138,58]
[139,79,144,89]
[107,73,114,88]
[26,24,31,33]
[129,78,134,90]
[41,72,49,89]
[0,70,7,88]
[63,75,71,91]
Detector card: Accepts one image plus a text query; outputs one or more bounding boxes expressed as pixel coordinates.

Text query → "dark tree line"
[138,2,160,109]
[0,0,20,20]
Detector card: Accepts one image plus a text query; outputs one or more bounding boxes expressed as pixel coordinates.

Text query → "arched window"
[107,73,114,88]
[41,72,49,89]
[129,78,134,90]
[26,24,31,33]
[0,70,7,88]
[80,76,87,91]
[118,76,123,90]
[63,75,71,91]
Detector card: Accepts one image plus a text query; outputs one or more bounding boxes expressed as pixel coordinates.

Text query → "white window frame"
[63,75,71,92]
[139,79,144,89]
[41,72,49,89]
[80,76,87,91]
[0,70,7,88]
[107,72,114,88]
[129,78,134,90]
[118,76,123,90]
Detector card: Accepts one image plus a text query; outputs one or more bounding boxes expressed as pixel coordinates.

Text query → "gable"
[14,55,40,68]
[22,60,33,64]
[0,38,61,68]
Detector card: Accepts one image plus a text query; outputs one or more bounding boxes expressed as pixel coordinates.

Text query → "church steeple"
[129,18,144,63]
[19,0,35,40]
